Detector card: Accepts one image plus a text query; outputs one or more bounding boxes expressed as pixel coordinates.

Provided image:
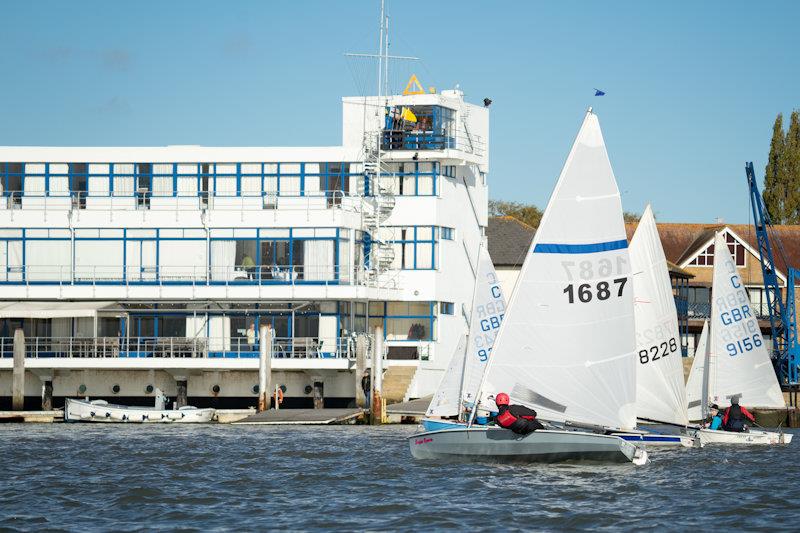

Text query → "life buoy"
[274,388,284,405]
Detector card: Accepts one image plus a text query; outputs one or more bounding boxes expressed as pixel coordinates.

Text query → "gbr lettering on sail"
[717,255,763,357]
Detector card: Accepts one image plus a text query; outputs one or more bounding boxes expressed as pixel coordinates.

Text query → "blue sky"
[1,1,798,223]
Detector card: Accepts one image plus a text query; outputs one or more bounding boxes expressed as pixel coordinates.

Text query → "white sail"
[427,245,506,417]
[630,205,688,425]
[708,231,785,409]
[427,334,467,417]
[460,245,507,407]
[685,320,709,421]
[477,110,637,430]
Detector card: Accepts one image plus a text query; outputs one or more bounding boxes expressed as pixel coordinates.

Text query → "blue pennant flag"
[594,88,605,96]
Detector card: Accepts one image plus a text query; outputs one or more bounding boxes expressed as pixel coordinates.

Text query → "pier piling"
[176,379,188,408]
[42,380,53,411]
[313,381,324,409]
[258,325,273,411]
[354,334,367,408]
[12,329,25,411]
[371,327,384,425]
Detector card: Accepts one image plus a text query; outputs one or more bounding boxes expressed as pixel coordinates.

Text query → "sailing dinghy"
[612,205,696,448]
[423,242,506,431]
[409,109,647,464]
[686,320,710,422]
[691,231,791,446]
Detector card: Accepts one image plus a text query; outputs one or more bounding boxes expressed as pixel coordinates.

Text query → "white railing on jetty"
[0,336,356,360]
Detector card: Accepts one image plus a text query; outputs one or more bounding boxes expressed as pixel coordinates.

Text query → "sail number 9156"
[563,278,627,304]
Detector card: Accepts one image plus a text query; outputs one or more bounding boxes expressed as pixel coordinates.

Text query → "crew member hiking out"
[493,392,545,435]
[722,397,756,432]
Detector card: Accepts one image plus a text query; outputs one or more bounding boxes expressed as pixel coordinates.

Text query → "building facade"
[0,88,489,408]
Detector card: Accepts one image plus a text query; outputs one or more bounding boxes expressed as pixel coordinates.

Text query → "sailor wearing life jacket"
[722,396,756,432]
[494,393,545,435]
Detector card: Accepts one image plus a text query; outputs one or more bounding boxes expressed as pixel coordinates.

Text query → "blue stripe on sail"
[533,239,628,254]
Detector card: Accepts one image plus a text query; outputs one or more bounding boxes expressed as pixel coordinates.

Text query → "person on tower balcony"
[722,397,756,432]
[493,392,545,435]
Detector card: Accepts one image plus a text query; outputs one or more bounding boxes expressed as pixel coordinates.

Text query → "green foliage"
[489,199,639,227]
[488,199,543,228]
[623,211,641,223]
[764,111,800,224]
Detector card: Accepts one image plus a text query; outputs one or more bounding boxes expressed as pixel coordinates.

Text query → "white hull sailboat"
[65,393,215,424]
[411,427,646,464]
[685,231,790,446]
[410,109,648,465]
[612,205,698,448]
[424,242,506,428]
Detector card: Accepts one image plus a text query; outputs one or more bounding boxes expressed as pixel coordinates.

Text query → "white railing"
[6,264,364,286]
[0,190,362,214]
[1,336,356,359]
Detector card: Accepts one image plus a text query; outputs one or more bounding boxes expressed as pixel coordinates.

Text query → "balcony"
[0,335,355,360]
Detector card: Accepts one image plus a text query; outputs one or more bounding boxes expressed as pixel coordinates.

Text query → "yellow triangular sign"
[402,74,425,96]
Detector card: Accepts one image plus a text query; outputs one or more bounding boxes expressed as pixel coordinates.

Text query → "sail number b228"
[562,278,627,303]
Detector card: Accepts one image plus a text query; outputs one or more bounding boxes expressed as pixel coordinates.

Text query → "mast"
[455,239,483,421]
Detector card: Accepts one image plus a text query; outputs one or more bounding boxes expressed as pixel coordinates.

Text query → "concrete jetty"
[232,408,366,425]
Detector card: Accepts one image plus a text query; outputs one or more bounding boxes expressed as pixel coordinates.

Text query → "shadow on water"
[0,424,798,531]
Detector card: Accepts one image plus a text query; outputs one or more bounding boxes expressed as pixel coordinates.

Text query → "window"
[368,301,436,341]
[687,286,711,317]
[747,287,770,318]
[69,163,88,208]
[688,232,746,267]
[387,226,438,270]
[443,165,457,178]
[441,227,455,241]
[0,163,23,207]
[136,163,152,208]
[439,302,454,315]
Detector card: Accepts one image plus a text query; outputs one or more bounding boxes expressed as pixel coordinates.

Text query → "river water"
[1,424,797,531]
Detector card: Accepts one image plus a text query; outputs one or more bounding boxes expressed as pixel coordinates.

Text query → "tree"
[488,200,543,228]
[785,111,800,224]
[763,111,800,224]
[763,113,786,223]
[623,211,641,223]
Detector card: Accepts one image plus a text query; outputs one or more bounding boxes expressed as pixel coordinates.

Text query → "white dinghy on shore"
[65,390,215,423]
[410,109,648,465]
[688,231,791,446]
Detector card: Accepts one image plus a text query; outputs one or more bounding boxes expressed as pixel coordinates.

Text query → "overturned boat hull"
[409,427,647,465]
[696,428,792,446]
[65,398,215,423]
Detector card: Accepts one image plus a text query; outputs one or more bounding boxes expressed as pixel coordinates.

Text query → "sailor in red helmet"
[493,392,545,435]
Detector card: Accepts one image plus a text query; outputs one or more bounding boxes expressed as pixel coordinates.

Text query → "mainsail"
[629,205,688,425]
[427,244,506,417]
[475,110,637,430]
[685,320,709,421]
[707,231,785,409]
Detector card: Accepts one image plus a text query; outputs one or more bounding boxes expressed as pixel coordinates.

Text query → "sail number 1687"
[563,278,627,304]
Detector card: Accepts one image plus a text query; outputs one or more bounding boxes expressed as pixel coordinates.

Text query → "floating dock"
[232,408,366,425]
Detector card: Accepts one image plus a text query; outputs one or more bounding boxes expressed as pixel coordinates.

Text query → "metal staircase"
[360,132,397,284]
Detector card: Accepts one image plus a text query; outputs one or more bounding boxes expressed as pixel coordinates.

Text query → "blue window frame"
[440,227,454,241]
[387,226,438,270]
[368,301,437,341]
[439,302,454,315]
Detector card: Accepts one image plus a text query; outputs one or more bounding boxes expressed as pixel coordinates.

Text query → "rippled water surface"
[1,424,798,531]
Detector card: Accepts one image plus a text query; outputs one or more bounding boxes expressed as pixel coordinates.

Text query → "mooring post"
[371,326,384,425]
[42,379,53,411]
[354,334,367,408]
[175,379,188,408]
[12,329,25,411]
[313,381,324,409]
[258,325,273,411]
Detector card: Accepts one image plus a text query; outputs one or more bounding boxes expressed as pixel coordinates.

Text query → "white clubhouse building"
[0,87,490,408]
